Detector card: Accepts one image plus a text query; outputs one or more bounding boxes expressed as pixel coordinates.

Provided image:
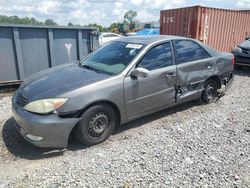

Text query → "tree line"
[84,10,138,32]
[0,10,138,32]
[0,15,58,26]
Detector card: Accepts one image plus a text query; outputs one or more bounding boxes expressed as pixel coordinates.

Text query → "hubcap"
[206,85,214,100]
[204,83,216,102]
[88,112,109,138]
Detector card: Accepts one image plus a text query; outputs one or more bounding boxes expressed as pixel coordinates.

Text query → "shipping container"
[160,6,250,52]
[0,24,99,86]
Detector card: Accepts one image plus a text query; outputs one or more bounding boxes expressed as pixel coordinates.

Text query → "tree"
[86,23,105,32]
[0,15,43,25]
[30,17,43,25]
[44,19,58,26]
[68,22,74,26]
[124,10,137,30]
[109,22,119,31]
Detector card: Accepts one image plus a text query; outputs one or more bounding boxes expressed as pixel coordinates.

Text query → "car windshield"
[81,41,144,75]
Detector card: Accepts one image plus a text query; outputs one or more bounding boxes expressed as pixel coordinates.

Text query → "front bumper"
[12,98,80,148]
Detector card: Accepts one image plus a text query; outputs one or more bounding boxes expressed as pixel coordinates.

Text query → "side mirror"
[245,37,249,40]
[130,67,149,78]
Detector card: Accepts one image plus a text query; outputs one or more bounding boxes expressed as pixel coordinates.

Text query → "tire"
[202,79,220,104]
[74,104,117,146]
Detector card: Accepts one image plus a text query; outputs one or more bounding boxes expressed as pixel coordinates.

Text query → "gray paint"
[0,24,99,84]
[77,29,84,60]
[12,97,80,147]
[12,36,234,148]
[124,65,177,119]
[53,29,78,65]
[13,27,25,80]
[19,28,50,77]
[0,27,19,81]
[48,29,56,67]
[82,30,91,57]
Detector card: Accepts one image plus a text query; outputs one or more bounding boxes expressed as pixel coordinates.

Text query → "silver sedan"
[12,35,234,148]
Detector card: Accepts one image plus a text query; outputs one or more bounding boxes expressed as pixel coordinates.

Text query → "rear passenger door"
[124,42,177,118]
[174,40,214,94]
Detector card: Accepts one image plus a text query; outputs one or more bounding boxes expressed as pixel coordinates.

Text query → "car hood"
[19,63,112,100]
[239,40,250,49]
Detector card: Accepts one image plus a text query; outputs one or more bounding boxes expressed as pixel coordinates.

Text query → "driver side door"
[124,42,177,119]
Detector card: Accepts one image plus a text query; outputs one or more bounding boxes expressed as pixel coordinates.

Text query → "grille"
[16,93,30,107]
[241,48,250,55]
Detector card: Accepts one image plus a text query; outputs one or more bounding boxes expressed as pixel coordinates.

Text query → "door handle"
[165,73,176,78]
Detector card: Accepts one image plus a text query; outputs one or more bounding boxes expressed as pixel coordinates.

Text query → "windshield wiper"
[81,64,112,74]
[82,64,98,71]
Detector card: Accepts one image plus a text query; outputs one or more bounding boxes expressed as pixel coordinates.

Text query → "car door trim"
[126,87,175,104]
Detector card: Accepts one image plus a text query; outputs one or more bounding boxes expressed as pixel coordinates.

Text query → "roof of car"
[115,35,186,45]
[115,35,220,56]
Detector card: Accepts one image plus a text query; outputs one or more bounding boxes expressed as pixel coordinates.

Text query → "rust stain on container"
[160,6,250,52]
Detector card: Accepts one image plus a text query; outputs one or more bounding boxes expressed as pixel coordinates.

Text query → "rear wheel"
[75,104,116,146]
[202,79,220,104]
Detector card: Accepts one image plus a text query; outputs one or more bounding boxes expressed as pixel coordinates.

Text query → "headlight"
[24,98,68,114]
[233,46,242,53]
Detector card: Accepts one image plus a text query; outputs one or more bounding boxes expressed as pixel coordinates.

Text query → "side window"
[175,40,210,64]
[137,43,172,71]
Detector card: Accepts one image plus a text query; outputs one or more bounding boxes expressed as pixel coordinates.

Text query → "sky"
[0,0,250,26]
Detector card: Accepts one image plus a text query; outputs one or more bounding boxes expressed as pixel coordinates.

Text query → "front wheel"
[202,79,220,104]
[74,104,117,146]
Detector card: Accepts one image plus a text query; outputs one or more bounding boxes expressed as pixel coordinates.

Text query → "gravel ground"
[0,69,249,188]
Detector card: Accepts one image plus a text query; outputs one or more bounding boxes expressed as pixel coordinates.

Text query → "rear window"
[175,40,211,64]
